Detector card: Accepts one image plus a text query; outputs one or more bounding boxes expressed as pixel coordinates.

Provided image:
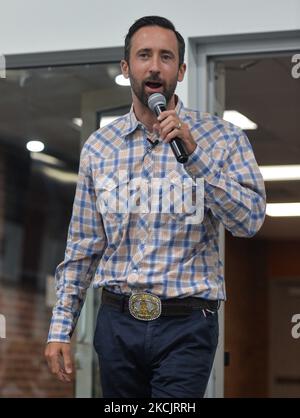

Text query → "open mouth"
[145,81,163,89]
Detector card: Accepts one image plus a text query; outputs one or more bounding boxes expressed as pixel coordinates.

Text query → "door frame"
[189,30,300,398]
[4,47,123,69]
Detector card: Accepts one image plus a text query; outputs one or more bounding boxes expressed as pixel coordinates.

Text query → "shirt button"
[127,272,139,285]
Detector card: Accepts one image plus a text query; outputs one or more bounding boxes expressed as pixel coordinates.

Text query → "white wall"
[1,0,299,55]
[1,0,299,102]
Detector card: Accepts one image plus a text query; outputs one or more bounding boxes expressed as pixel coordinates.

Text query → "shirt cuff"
[184,144,216,179]
[184,144,231,204]
[47,317,73,343]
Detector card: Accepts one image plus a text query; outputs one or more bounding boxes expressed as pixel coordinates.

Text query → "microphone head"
[147,93,166,112]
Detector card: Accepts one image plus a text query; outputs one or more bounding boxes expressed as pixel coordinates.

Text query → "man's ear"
[177,63,186,82]
[120,60,129,79]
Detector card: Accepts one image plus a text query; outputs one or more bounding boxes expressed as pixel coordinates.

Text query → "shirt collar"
[121,95,184,140]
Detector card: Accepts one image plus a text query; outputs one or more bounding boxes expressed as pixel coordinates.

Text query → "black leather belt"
[102,288,219,317]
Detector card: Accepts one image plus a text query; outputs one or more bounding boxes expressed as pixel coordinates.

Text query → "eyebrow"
[136,48,175,57]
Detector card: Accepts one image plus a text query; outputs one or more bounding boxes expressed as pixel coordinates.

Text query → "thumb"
[62,346,73,374]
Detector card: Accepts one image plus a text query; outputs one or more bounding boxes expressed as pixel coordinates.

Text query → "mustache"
[143,75,164,84]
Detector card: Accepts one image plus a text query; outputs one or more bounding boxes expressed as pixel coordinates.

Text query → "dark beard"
[129,71,177,108]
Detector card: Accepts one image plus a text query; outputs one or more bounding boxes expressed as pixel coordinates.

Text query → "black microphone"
[148,93,189,164]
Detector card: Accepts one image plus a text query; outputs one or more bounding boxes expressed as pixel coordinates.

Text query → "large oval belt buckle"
[129,292,162,321]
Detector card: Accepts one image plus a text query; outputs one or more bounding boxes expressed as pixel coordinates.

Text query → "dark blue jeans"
[93,303,219,398]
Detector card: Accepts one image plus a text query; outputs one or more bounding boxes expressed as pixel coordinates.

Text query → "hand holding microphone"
[148,93,191,164]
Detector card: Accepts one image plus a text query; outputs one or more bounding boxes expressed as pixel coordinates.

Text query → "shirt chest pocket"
[95,176,129,225]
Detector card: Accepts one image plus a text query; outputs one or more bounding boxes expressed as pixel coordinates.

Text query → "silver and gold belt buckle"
[129,292,161,321]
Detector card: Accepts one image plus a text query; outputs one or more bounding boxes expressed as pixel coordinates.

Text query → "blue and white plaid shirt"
[48,96,266,343]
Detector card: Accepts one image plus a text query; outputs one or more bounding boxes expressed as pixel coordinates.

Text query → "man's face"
[121,26,186,108]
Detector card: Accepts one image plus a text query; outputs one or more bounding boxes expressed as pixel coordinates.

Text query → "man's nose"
[148,55,161,73]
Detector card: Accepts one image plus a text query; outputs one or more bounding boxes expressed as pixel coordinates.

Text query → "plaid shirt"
[48,97,266,343]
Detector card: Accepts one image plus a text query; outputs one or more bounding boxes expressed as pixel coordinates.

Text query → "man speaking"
[45,16,266,398]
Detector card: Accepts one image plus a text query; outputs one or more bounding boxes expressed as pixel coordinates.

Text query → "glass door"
[195,33,300,397]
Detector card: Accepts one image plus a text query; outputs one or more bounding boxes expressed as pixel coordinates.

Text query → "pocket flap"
[96,172,129,191]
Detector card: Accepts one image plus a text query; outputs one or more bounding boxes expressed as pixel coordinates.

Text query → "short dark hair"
[124,16,185,66]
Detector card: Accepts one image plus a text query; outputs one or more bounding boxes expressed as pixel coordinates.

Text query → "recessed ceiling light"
[42,167,78,184]
[72,118,83,128]
[259,165,300,181]
[266,202,300,217]
[30,152,63,167]
[26,140,45,153]
[223,110,257,130]
[115,74,130,86]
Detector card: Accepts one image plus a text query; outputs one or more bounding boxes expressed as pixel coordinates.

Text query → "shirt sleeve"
[47,144,107,343]
[184,128,266,237]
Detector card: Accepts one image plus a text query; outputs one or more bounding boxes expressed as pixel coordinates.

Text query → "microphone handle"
[170,138,189,164]
[155,105,189,164]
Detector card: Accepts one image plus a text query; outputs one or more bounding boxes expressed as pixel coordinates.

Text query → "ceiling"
[223,54,300,239]
[0,54,299,239]
[0,62,131,163]
[224,55,300,166]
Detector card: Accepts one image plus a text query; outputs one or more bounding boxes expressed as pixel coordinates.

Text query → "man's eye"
[162,55,172,60]
[139,53,149,58]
